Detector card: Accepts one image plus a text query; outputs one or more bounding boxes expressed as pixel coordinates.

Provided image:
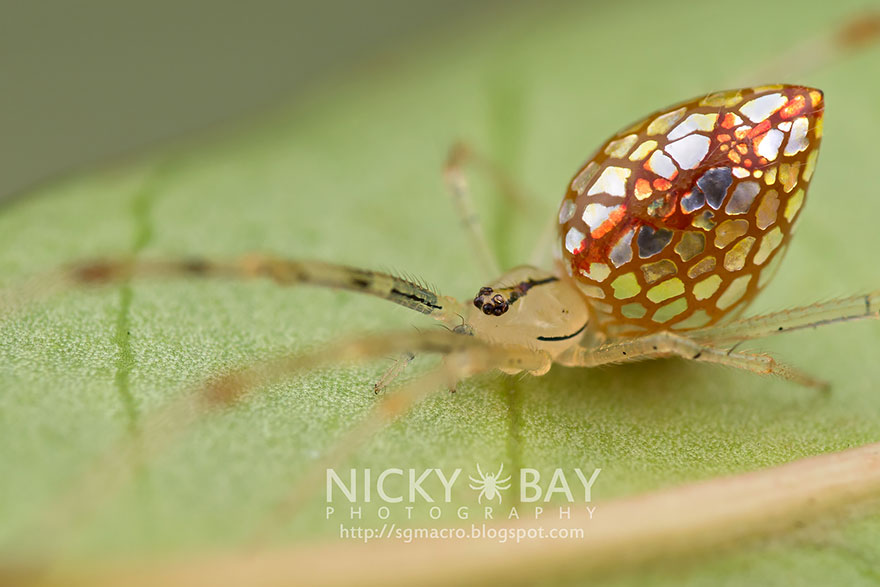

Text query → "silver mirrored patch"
[665,134,710,169]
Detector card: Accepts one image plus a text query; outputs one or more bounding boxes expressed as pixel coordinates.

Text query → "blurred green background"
[0,0,527,201]
[1,1,880,585]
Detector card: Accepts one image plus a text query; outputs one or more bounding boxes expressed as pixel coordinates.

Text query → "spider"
[51,82,877,403]
[3,10,880,571]
[4,16,876,423]
[16,79,874,539]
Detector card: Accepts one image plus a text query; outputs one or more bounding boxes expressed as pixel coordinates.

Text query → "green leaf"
[1,0,880,583]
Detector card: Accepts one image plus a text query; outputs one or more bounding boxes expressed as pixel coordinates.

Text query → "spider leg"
[374,141,543,392]
[444,141,560,270]
[446,140,535,218]
[198,330,550,408]
[444,142,503,277]
[731,9,880,86]
[78,256,468,395]
[2,256,470,330]
[685,291,880,346]
[373,351,415,394]
[250,335,551,538]
[28,328,551,552]
[557,331,827,389]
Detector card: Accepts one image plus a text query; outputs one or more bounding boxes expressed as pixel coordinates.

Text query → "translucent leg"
[446,140,560,270]
[323,141,517,394]
[255,334,551,536]
[446,141,533,215]
[0,255,474,439]
[373,351,415,394]
[558,331,827,389]
[29,328,551,552]
[687,291,880,346]
[444,139,551,269]
[367,140,544,395]
[731,10,880,86]
[444,143,506,277]
[1,255,470,330]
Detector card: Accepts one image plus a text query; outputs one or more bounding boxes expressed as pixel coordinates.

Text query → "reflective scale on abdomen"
[557,85,824,337]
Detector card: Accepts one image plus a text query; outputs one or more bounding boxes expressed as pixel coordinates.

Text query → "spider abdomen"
[557,85,824,336]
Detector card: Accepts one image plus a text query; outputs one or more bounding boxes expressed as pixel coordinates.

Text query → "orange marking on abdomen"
[590,205,628,239]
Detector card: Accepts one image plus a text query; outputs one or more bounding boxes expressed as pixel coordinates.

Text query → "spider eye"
[473,287,510,316]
